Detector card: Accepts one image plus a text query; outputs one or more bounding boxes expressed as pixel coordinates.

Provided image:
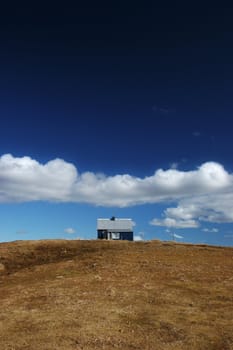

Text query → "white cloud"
[151,217,199,228]
[0,154,77,202]
[134,232,144,241]
[134,235,143,241]
[150,192,233,229]
[64,227,76,234]
[202,228,219,233]
[173,233,183,239]
[0,154,233,227]
[171,193,233,224]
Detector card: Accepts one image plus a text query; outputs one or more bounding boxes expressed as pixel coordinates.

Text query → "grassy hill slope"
[0,239,232,350]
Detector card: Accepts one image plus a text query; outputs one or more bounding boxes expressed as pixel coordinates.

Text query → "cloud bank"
[0,154,233,226]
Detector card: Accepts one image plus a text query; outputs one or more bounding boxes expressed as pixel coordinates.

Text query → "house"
[97,217,134,241]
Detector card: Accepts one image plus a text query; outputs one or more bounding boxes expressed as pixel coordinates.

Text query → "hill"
[0,239,232,350]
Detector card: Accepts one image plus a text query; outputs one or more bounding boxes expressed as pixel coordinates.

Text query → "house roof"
[97,218,134,232]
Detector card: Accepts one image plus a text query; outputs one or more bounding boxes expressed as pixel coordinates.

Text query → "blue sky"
[0,4,233,246]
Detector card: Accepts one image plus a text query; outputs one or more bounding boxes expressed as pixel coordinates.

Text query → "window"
[111,232,120,240]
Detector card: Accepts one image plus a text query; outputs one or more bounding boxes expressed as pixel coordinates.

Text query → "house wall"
[119,232,133,241]
[97,230,133,241]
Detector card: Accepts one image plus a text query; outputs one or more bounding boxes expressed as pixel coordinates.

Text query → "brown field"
[0,239,232,350]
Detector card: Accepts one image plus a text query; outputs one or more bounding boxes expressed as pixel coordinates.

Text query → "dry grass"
[0,239,232,349]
